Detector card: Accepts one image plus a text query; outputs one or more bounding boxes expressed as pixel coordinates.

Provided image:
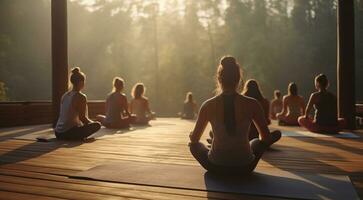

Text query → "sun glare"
[76,0,174,13]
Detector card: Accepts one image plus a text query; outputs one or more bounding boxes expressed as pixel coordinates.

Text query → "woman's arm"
[121,96,131,117]
[76,94,92,124]
[145,99,152,114]
[252,100,272,143]
[278,96,288,116]
[269,100,275,118]
[128,100,133,114]
[189,103,208,143]
[300,97,306,116]
[263,99,271,124]
[304,93,315,118]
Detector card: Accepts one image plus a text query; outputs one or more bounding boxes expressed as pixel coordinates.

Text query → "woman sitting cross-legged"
[129,83,156,125]
[270,90,283,120]
[180,92,197,120]
[242,79,271,140]
[189,56,281,175]
[298,74,346,133]
[54,67,101,141]
[276,82,305,126]
[97,77,136,129]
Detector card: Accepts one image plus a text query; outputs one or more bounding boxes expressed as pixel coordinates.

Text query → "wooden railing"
[0,101,105,127]
[0,101,362,128]
[357,104,363,117]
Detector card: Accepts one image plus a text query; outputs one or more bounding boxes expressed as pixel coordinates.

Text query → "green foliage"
[0,81,8,101]
[0,0,362,114]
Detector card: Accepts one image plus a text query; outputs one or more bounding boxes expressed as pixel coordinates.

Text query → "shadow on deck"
[0,118,362,199]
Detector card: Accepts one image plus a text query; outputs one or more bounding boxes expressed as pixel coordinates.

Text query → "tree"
[0,81,8,101]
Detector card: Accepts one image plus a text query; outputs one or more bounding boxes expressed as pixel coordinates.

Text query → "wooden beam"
[51,0,68,127]
[337,0,356,130]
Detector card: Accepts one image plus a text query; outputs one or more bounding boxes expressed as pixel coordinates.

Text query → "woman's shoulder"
[71,91,87,104]
[200,95,220,109]
[118,93,127,99]
[141,96,149,102]
[74,91,87,99]
[271,98,281,104]
[239,94,259,104]
[202,96,216,105]
[283,95,290,100]
[238,95,263,113]
[132,97,149,104]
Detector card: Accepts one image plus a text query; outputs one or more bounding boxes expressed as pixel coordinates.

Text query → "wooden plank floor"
[0,118,362,200]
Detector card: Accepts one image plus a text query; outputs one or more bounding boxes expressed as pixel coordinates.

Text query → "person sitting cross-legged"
[97,77,136,129]
[129,83,156,125]
[180,92,197,120]
[242,79,271,140]
[54,67,101,141]
[298,74,346,134]
[270,90,283,120]
[189,56,281,175]
[276,82,305,126]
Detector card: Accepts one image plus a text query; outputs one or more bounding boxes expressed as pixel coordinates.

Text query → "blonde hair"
[184,92,193,103]
[112,77,124,92]
[131,83,145,99]
[215,56,243,94]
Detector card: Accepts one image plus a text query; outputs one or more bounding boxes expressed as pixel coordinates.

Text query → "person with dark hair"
[96,77,136,129]
[298,74,346,133]
[189,56,281,174]
[270,90,283,120]
[180,92,197,119]
[129,83,156,125]
[242,79,270,140]
[54,67,101,140]
[276,82,305,125]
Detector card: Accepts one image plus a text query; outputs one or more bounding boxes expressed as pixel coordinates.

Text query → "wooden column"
[51,0,68,127]
[337,0,356,129]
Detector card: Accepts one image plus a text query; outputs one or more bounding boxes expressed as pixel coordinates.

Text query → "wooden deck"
[0,118,362,200]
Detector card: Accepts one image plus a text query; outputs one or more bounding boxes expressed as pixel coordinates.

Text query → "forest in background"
[0,0,362,116]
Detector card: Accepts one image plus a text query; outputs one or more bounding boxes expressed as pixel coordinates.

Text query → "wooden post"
[152,2,159,113]
[51,0,68,127]
[337,0,356,129]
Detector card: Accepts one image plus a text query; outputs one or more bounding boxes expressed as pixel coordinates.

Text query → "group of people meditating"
[54,67,155,140]
[54,56,345,174]
[244,75,345,134]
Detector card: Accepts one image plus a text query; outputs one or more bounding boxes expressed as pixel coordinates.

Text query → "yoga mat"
[281,130,360,138]
[14,127,126,141]
[71,161,359,200]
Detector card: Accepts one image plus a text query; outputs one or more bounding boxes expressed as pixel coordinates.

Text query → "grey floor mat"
[71,161,359,200]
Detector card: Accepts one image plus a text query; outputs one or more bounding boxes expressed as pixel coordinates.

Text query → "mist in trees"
[0,0,362,116]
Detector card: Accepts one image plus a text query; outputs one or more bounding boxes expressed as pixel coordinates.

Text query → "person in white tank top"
[189,56,281,174]
[54,67,101,141]
[129,83,156,125]
[55,91,82,133]
[96,77,136,129]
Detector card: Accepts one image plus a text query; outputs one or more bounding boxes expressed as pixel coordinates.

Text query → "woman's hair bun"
[220,56,236,67]
[71,67,81,74]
